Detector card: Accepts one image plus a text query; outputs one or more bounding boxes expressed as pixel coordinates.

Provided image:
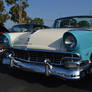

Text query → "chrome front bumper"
[2,57,87,80]
[3,48,91,80]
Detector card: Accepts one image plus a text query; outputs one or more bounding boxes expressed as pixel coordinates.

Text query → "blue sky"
[5,0,92,28]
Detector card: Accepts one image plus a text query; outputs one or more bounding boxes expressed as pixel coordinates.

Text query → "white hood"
[11,28,73,51]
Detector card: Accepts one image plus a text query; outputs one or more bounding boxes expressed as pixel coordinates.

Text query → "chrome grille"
[13,49,81,65]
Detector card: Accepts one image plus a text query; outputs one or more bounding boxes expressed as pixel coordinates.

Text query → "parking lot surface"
[0,64,92,92]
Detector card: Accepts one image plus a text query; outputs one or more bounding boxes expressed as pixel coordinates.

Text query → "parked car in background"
[9,23,49,33]
[2,16,92,80]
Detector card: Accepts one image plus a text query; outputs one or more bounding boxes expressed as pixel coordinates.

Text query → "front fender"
[80,47,92,60]
[64,30,92,61]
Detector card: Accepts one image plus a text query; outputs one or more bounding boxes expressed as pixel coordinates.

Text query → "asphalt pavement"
[0,64,92,92]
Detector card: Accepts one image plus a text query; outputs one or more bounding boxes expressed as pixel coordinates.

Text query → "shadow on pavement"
[66,75,92,91]
[0,64,65,88]
[0,64,92,91]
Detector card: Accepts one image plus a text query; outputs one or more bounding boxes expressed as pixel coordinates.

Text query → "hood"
[11,28,73,51]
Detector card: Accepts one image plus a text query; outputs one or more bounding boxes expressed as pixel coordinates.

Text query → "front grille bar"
[12,49,81,65]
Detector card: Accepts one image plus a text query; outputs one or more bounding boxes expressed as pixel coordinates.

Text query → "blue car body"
[64,30,92,61]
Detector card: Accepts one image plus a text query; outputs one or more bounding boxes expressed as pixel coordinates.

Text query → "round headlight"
[3,37,9,44]
[64,33,77,48]
[0,34,9,50]
[0,34,9,44]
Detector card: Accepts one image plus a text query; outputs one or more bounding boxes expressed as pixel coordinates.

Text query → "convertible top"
[56,15,92,20]
[0,23,9,32]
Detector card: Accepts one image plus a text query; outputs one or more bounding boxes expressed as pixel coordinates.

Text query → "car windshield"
[53,16,92,28]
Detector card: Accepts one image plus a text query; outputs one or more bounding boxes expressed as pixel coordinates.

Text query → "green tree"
[78,20,89,27]
[5,0,31,23]
[0,0,9,24]
[23,16,32,23]
[31,18,44,25]
[4,0,44,24]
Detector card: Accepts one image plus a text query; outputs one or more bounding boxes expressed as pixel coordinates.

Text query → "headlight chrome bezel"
[3,37,9,45]
[0,34,9,50]
[63,33,77,49]
[0,34,9,45]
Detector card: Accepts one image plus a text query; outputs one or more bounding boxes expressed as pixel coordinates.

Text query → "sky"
[5,0,92,28]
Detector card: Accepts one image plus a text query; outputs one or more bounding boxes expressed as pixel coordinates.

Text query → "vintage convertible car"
[2,16,92,80]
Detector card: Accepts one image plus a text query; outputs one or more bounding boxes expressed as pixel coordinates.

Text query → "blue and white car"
[2,16,92,80]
